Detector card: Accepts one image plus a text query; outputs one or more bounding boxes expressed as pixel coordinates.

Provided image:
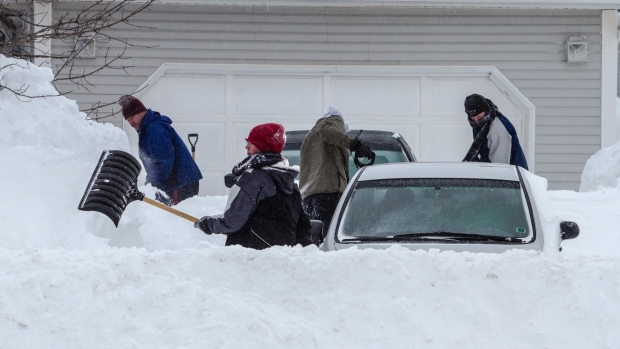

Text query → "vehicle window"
[348,149,408,177]
[338,178,533,241]
[282,149,301,167]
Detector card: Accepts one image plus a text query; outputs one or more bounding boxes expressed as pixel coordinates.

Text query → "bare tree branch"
[0,61,69,100]
[80,84,148,120]
[0,0,155,117]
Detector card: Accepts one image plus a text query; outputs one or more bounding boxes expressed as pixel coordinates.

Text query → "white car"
[320,162,579,253]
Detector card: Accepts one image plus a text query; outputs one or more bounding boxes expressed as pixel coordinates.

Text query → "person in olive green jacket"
[299,106,372,242]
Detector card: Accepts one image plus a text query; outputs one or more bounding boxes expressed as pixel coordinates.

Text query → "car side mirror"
[309,220,323,246]
[560,221,579,240]
[224,173,238,188]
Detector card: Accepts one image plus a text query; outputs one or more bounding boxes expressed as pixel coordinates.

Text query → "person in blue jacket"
[462,94,529,170]
[119,95,202,205]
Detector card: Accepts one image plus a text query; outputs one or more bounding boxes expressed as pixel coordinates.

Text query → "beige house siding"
[50,3,602,190]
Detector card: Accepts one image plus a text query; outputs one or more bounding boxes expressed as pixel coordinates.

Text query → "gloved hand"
[349,138,362,152]
[155,191,173,207]
[350,138,373,159]
[194,216,213,235]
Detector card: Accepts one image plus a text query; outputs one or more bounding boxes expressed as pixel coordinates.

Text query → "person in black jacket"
[462,94,528,170]
[194,123,313,249]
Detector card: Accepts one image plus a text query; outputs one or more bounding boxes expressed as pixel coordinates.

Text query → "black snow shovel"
[78,150,199,227]
[188,133,198,160]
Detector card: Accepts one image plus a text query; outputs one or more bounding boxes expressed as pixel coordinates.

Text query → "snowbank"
[3,54,620,349]
[579,97,620,192]
[0,55,129,250]
[580,139,620,192]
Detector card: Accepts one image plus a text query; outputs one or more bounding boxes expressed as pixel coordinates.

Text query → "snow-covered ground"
[1,55,620,348]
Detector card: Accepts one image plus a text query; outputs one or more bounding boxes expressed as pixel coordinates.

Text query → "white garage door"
[127,64,534,196]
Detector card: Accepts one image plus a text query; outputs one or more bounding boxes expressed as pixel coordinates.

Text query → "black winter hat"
[464,94,490,117]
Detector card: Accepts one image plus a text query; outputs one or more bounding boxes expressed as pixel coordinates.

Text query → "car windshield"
[281,148,409,178]
[338,178,533,242]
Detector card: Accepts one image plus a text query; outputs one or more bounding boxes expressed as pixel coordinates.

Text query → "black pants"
[302,192,342,242]
[156,182,200,206]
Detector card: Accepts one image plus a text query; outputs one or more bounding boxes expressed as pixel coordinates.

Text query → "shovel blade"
[78,150,144,226]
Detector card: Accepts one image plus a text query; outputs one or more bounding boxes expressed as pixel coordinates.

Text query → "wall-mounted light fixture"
[75,35,96,58]
[566,35,588,63]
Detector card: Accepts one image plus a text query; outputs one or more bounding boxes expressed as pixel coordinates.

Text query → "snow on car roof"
[356,162,522,182]
[285,129,402,145]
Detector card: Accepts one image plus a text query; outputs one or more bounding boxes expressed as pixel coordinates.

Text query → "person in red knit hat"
[118,95,202,206]
[194,123,314,249]
[244,122,286,154]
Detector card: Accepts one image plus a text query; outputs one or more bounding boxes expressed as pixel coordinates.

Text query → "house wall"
[50,3,603,191]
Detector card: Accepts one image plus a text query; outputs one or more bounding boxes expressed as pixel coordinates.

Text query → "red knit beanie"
[118,95,147,119]
[246,123,286,153]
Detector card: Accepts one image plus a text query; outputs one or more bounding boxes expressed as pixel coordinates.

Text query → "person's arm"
[195,170,269,235]
[316,116,353,148]
[295,206,314,247]
[196,181,257,234]
[143,125,175,186]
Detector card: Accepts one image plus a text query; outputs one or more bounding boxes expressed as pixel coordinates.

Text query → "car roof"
[355,162,522,182]
[285,129,404,145]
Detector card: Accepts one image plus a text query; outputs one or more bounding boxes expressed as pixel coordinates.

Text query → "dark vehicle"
[282,130,416,178]
[225,130,416,188]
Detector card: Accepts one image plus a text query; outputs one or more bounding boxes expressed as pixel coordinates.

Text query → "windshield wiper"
[341,236,393,242]
[391,232,524,243]
[341,232,525,243]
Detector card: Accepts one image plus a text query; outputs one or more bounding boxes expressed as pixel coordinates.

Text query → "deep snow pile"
[2,55,620,349]
[580,97,620,192]
[0,54,225,251]
[580,139,620,192]
[0,55,128,250]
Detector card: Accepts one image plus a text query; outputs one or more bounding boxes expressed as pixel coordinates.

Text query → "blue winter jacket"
[138,109,202,193]
[472,113,529,170]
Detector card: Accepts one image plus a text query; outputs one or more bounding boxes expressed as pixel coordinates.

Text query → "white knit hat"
[321,106,350,132]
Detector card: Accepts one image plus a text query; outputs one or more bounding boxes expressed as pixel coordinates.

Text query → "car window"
[348,149,408,176]
[338,178,533,241]
[282,149,302,167]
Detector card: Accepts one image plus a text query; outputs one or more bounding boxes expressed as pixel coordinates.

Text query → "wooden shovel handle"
[142,197,228,236]
[142,197,199,223]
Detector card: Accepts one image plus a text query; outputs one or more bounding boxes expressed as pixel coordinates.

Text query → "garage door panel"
[333,77,421,117]
[234,76,323,114]
[202,171,228,196]
[429,77,522,124]
[143,75,226,114]
[429,77,497,117]
[172,121,226,164]
[231,123,256,163]
[422,123,472,162]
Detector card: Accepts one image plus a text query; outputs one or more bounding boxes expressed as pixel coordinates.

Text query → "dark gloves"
[224,173,239,188]
[194,216,214,235]
[350,138,373,159]
[155,191,173,207]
